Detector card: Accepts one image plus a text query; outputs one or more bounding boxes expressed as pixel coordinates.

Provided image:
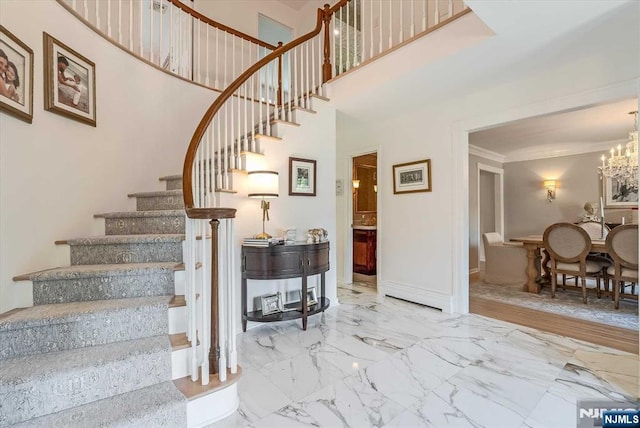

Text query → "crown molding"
[503,139,628,163]
[468,144,506,163]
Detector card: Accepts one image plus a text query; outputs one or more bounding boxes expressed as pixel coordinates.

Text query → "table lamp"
[247,170,279,239]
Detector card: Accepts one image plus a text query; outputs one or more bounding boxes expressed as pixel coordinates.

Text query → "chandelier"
[598,111,638,190]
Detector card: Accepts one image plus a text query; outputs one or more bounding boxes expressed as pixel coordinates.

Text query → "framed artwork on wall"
[604,177,638,208]
[0,25,34,123]
[289,157,316,196]
[43,32,96,126]
[393,159,432,194]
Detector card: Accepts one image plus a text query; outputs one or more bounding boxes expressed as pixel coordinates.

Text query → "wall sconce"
[352,179,360,189]
[543,179,556,202]
[373,184,377,193]
[248,171,279,239]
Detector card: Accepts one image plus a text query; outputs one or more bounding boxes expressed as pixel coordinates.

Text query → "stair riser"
[164,178,182,191]
[32,272,175,305]
[104,216,185,235]
[0,305,168,360]
[136,195,184,211]
[1,348,172,426]
[70,242,183,265]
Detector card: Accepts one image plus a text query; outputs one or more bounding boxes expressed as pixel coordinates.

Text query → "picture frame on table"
[289,157,317,196]
[261,292,283,315]
[299,287,318,306]
[43,32,96,126]
[393,159,432,194]
[604,177,638,208]
[0,25,34,123]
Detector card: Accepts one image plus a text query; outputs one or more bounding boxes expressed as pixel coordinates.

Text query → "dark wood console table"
[241,241,330,331]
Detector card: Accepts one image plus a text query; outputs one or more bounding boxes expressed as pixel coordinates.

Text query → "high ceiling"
[469,98,639,161]
[276,0,313,11]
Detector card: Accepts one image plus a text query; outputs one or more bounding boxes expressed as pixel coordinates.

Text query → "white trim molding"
[504,139,627,163]
[382,280,454,313]
[468,144,506,163]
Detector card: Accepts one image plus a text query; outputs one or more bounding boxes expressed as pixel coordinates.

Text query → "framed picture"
[43,32,96,126]
[393,159,432,194]
[261,292,283,315]
[299,287,317,306]
[289,157,316,196]
[0,25,34,123]
[604,177,638,208]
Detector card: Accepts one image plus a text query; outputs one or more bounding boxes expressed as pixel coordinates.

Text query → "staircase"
[0,176,194,427]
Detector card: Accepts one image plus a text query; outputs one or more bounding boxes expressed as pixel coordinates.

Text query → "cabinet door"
[353,230,376,275]
[307,243,330,275]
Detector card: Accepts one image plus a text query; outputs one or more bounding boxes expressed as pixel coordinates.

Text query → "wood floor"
[470,296,639,354]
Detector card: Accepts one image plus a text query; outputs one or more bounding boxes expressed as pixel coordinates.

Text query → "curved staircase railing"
[181,0,470,386]
[58,0,277,91]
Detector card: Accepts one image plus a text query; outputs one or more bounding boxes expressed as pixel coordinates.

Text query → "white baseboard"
[381,280,453,313]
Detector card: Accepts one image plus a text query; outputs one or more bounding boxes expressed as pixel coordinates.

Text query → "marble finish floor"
[210,284,638,428]
[470,273,638,331]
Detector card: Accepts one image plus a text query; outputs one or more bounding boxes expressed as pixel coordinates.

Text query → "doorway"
[352,153,378,286]
[477,163,504,264]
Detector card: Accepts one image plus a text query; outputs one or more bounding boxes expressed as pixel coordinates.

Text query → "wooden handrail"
[182,7,328,212]
[166,0,277,50]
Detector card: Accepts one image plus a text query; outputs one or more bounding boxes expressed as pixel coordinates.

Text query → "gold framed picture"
[43,32,96,126]
[0,25,34,123]
[393,159,432,194]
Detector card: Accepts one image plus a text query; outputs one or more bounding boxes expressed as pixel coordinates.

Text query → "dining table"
[510,235,607,293]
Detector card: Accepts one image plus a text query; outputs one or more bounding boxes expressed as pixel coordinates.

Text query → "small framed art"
[393,159,432,194]
[43,32,96,126]
[289,157,317,196]
[0,25,34,123]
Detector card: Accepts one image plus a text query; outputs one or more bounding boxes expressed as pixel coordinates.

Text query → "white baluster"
[369,0,373,59]
[399,0,404,42]
[378,0,383,55]
[196,19,201,83]
[129,0,133,50]
[138,0,143,56]
[266,60,271,135]
[107,0,112,38]
[311,38,316,94]
[216,116,222,189]
[200,220,210,384]
[250,47,255,151]
[72,0,77,10]
[410,0,415,37]
[389,0,392,49]
[149,0,153,62]
[228,219,238,374]
[339,7,343,75]
[287,51,292,121]
[304,43,309,108]
[118,0,122,44]
[187,217,199,382]
[95,0,100,30]
[354,0,359,67]
[168,2,173,71]
[159,0,163,67]
[346,2,350,71]
[218,221,227,383]
[224,32,228,87]
[422,0,427,31]
[293,47,298,109]
[83,0,88,20]
[214,30,220,89]
[232,33,236,86]
[205,25,210,86]
[435,0,440,24]
[259,62,263,137]
[449,0,453,19]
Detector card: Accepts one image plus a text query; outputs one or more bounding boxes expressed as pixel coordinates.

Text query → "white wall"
[333,2,639,312]
[0,0,338,316]
[0,0,220,312]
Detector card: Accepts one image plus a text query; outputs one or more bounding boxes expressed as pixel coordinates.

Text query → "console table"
[241,241,330,331]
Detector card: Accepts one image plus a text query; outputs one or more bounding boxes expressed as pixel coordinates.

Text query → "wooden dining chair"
[543,223,603,304]
[605,224,638,309]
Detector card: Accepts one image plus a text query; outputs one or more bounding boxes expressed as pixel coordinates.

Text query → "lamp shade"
[248,171,279,198]
[543,179,556,190]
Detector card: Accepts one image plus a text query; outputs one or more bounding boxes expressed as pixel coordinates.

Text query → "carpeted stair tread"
[127,189,183,198]
[0,296,171,331]
[57,234,184,245]
[20,262,180,281]
[0,335,171,385]
[94,210,184,219]
[12,381,186,428]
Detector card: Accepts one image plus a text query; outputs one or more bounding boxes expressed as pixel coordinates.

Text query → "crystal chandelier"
[598,111,638,190]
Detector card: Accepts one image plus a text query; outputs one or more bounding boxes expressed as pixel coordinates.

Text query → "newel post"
[322,4,333,83]
[209,218,220,374]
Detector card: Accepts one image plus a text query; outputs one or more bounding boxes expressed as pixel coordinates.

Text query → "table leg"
[541,248,550,281]
[242,277,247,332]
[302,275,308,331]
[523,243,540,293]
[321,273,326,312]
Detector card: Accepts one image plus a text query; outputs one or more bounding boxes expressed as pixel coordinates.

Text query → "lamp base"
[254,232,272,239]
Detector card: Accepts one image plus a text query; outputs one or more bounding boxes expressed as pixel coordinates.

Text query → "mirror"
[355,164,377,213]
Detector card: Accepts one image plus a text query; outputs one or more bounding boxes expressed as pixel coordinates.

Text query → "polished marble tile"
[212,284,638,427]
